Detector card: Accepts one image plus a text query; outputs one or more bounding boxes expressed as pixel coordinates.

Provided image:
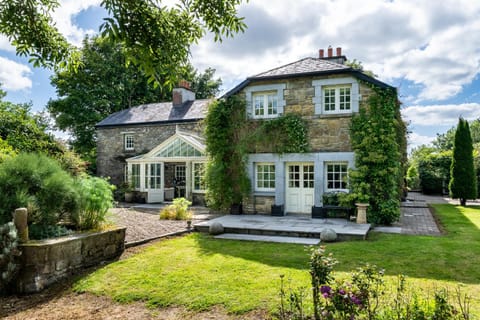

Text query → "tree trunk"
[460,198,467,206]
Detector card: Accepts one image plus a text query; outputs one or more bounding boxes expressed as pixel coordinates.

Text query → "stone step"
[214,233,320,245]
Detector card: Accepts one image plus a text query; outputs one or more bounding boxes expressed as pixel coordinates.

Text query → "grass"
[74,204,480,316]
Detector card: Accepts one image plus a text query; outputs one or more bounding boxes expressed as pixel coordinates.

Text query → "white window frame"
[325,162,349,192]
[124,134,135,151]
[192,162,206,192]
[252,91,278,118]
[244,83,286,119]
[322,85,351,113]
[130,163,141,190]
[255,163,276,192]
[312,77,359,115]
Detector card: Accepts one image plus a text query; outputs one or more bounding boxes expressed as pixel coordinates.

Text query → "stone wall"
[15,227,126,293]
[97,122,203,185]
[240,75,373,152]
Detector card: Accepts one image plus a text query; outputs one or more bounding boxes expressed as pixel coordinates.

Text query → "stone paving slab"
[195,214,371,240]
[214,233,321,245]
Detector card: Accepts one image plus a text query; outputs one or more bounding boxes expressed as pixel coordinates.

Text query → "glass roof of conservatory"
[155,137,205,157]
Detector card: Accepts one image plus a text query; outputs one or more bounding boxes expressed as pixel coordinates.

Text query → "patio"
[194,214,371,243]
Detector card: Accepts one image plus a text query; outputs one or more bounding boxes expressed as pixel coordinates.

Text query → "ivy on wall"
[349,86,407,225]
[204,96,309,210]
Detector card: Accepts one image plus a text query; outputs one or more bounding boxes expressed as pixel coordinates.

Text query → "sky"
[1,0,480,152]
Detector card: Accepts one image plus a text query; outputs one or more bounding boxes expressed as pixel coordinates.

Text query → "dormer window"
[253,92,278,118]
[124,134,134,151]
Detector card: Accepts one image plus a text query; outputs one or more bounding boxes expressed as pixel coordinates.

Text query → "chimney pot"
[327,47,333,57]
[336,47,342,56]
[319,49,324,58]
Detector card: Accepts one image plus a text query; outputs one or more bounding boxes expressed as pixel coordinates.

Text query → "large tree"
[449,118,477,206]
[0,0,245,87]
[47,35,222,158]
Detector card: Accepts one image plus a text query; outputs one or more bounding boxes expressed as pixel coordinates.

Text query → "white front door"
[147,163,163,203]
[285,163,314,213]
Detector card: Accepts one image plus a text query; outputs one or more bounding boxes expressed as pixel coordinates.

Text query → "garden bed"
[15,226,126,293]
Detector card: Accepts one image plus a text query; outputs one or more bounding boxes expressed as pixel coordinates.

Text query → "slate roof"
[96,99,211,127]
[223,57,393,97]
[253,57,350,78]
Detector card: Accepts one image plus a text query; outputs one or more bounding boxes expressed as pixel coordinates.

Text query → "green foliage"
[349,87,405,225]
[278,249,471,320]
[159,197,193,220]
[449,118,477,205]
[255,114,309,153]
[204,97,251,209]
[0,222,20,294]
[406,165,420,190]
[0,153,79,226]
[48,35,223,159]
[0,0,245,87]
[28,224,72,240]
[72,176,115,230]
[0,137,16,163]
[418,151,451,194]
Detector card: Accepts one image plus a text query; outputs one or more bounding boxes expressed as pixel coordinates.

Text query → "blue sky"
[1,0,480,152]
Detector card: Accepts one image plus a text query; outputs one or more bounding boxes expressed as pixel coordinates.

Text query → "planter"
[15,227,126,293]
[312,206,326,218]
[230,203,243,215]
[124,192,134,202]
[355,202,369,224]
[271,204,285,216]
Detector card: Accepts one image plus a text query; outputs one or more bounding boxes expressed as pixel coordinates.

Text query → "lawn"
[74,204,480,316]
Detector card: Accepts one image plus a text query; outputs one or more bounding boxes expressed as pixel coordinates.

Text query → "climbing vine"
[349,85,407,225]
[255,113,309,154]
[204,96,309,210]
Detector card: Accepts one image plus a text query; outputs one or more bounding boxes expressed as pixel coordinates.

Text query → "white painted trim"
[244,83,286,118]
[312,77,359,115]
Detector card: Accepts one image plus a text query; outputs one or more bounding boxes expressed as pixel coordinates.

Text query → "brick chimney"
[172,80,195,106]
[318,46,347,65]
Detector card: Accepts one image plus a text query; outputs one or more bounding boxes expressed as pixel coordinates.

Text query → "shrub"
[277,247,471,320]
[0,222,20,294]
[159,197,192,220]
[72,176,115,230]
[0,153,79,226]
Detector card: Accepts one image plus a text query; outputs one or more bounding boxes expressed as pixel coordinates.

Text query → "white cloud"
[0,35,15,52]
[0,57,32,90]
[52,0,102,46]
[402,103,480,127]
[191,0,480,103]
[408,132,435,152]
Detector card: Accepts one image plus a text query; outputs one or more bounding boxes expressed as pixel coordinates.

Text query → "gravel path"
[108,207,190,244]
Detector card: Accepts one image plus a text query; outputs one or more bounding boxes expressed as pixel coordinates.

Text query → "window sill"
[315,113,353,119]
[253,191,275,196]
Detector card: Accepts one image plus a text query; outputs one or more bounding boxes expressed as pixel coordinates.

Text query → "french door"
[285,163,314,213]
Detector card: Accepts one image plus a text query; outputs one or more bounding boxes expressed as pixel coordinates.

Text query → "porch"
[194,214,371,243]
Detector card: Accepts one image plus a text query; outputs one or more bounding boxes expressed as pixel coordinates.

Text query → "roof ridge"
[251,57,313,78]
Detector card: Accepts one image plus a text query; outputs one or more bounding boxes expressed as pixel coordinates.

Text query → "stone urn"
[355,203,369,224]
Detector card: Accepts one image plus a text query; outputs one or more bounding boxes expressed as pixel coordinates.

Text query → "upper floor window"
[253,92,278,118]
[244,83,286,119]
[124,134,134,151]
[323,85,351,113]
[325,162,348,191]
[312,78,359,115]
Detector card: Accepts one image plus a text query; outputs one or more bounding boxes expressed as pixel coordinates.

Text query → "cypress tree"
[449,118,477,206]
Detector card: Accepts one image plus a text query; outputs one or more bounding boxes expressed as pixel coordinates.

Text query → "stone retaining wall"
[15,227,126,293]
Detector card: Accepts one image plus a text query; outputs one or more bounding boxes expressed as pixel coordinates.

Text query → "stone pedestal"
[355,203,369,224]
[14,208,29,242]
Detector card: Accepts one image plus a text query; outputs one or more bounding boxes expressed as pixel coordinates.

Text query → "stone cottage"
[96,47,395,213]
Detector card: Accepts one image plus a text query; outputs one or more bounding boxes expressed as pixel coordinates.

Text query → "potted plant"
[119,182,134,202]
